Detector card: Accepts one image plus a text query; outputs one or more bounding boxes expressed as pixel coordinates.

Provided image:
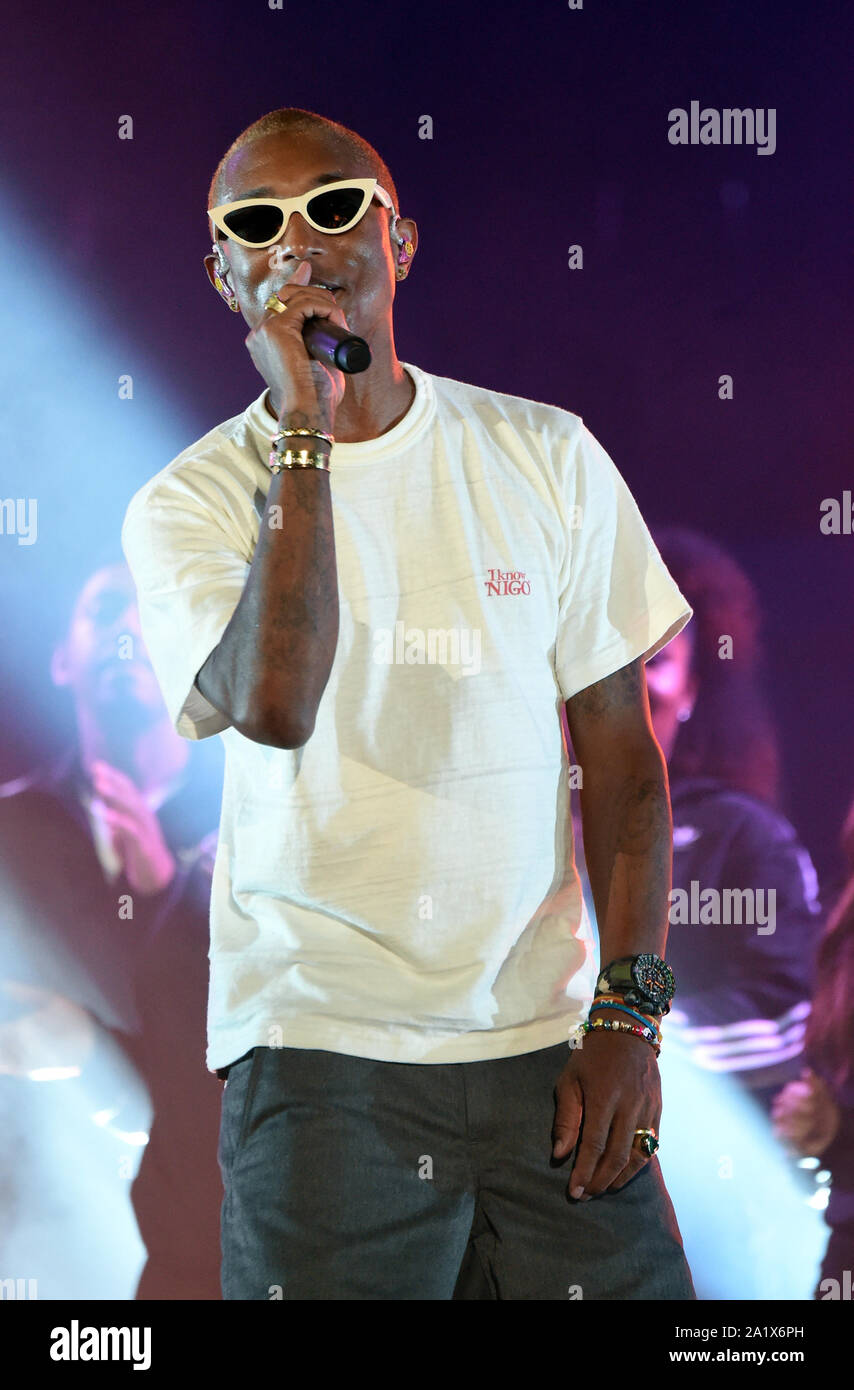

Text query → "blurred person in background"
[0,563,223,1298]
[643,526,821,1108]
[773,792,854,1299]
[567,526,826,1298]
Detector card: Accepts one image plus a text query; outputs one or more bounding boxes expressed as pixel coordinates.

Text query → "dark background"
[1,0,851,886]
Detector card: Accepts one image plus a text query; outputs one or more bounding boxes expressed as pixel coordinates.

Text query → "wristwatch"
[595,953,676,1017]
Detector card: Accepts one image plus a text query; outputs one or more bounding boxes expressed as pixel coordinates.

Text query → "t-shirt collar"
[247,362,434,468]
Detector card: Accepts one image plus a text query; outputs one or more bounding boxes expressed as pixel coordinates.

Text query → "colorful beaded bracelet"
[589,999,662,1039]
[573,1018,661,1056]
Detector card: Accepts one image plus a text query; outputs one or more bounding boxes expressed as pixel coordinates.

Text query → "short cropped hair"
[207,107,399,217]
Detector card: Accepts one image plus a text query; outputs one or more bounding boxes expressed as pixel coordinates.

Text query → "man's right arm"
[195,260,351,749]
[195,456,338,749]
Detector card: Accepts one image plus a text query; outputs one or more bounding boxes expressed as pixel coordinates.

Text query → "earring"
[213,244,241,311]
[395,239,414,280]
[213,273,240,312]
[676,706,693,723]
[214,275,241,311]
[214,274,241,311]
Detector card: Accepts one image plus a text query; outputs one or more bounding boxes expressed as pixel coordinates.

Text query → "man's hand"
[245,258,347,435]
[552,1022,662,1198]
[91,759,176,896]
[559,657,670,1197]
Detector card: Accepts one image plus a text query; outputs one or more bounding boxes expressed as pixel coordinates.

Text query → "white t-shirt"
[121,362,691,1071]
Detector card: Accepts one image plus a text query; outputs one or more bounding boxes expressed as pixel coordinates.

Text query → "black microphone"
[302,317,371,374]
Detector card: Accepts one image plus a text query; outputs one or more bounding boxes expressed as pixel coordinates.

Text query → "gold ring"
[264,295,288,314]
[633,1128,659,1157]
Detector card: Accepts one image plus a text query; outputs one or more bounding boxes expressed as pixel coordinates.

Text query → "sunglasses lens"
[222,204,284,244]
[306,186,367,230]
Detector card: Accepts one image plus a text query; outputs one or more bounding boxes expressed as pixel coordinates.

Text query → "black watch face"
[633,953,674,1005]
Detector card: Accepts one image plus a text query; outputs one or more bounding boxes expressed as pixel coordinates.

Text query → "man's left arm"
[553,655,672,1198]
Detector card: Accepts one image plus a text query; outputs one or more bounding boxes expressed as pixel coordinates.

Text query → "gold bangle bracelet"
[271,426,335,447]
[268,448,331,474]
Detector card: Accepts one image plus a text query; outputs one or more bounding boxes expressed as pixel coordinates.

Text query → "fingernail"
[570,1185,585,1199]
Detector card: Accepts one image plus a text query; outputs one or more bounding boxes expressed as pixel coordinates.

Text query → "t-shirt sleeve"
[553,421,692,700]
[121,473,250,740]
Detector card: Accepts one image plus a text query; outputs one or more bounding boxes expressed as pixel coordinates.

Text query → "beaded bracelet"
[589,1000,662,1039]
[587,1016,658,1044]
[573,1018,661,1057]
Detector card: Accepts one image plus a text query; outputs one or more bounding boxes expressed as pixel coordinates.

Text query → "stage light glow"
[27,1067,82,1082]
[0,182,195,1294]
[0,181,199,731]
[658,1035,829,1299]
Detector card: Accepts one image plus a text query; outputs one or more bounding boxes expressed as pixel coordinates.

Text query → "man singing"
[122,106,696,1300]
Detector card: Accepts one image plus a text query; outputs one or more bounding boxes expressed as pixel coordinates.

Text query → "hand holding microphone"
[264,260,370,371]
[245,259,355,436]
[292,306,371,374]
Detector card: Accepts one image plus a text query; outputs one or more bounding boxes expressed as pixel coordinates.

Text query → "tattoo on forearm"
[580,765,671,940]
[610,771,671,928]
[613,773,669,857]
[570,659,643,719]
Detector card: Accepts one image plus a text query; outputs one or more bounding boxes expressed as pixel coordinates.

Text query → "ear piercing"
[212,243,241,311]
[396,239,414,280]
[214,272,241,311]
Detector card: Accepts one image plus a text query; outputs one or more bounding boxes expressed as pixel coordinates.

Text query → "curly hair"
[650,525,780,806]
[207,107,399,218]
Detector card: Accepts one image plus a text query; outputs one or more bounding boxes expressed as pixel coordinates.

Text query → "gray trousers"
[217,1042,696,1300]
